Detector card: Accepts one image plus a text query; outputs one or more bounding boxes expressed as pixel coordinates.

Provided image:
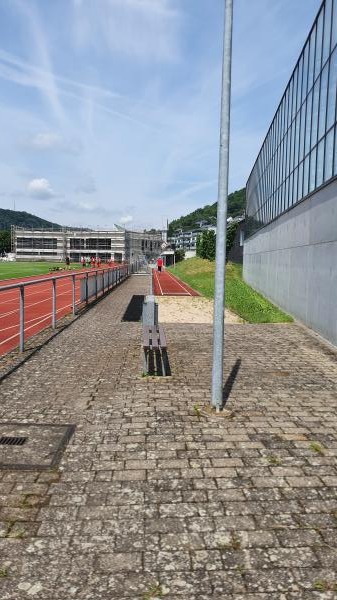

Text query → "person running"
[156,256,163,273]
[81,255,85,268]
[97,256,101,268]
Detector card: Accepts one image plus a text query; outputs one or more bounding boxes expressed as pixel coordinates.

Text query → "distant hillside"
[0,208,62,231]
[168,188,246,235]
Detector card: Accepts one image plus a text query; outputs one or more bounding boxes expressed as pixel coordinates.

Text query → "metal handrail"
[0,264,129,353]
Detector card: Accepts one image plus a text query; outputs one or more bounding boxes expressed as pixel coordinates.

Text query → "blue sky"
[0,0,321,229]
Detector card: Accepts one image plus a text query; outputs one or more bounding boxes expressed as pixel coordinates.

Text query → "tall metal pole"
[211,0,233,409]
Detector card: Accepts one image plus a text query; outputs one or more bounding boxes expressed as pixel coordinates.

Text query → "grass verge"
[169,258,293,324]
[0,261,82,281]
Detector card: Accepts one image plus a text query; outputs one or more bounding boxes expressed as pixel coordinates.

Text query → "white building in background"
[168,224,217,256]
[12,226,163,265]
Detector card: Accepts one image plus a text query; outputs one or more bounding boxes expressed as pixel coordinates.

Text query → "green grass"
[168,258,293,324]
[0,261,82,281]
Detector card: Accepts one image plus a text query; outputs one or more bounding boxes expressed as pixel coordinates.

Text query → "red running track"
[0,267,117,357]
[152,269,199,296]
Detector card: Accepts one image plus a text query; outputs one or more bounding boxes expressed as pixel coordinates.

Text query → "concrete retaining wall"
[243,179,337,346]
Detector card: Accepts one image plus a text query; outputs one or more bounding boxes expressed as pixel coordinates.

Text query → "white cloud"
[119,215,133,225]
[31,132,62,149]
[27,178,56,199]
[27,132,82,155]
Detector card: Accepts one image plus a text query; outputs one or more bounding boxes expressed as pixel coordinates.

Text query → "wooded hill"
[0,208,62,231]
[168,187,245,235]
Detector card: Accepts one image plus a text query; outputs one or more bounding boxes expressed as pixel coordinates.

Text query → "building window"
[16,237,57,249]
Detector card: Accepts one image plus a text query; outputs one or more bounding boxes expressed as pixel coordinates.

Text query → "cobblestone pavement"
[0,275,336,599]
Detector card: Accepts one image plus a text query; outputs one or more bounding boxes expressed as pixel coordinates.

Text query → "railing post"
[102,269,105,295]
[19,285,24,352]
[52,279,56,329]
[85,272,89,305]
[72,274,76,316]
[95,270,98,300]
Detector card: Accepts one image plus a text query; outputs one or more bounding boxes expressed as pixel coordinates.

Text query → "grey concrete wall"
[243,179,337,346]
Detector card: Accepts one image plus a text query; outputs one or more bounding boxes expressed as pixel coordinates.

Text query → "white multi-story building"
[13,226,163,264]
[169,225,217,255]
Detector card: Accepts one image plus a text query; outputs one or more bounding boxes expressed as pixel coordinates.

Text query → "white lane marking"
[154,270,163,296]
[0,279,77,304]
[162,270,193,296]
[0,302,73,347]
[0,287,79,321]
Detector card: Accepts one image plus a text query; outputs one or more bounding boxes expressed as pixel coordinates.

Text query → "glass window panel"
[285,177,289,210]
[294,114,300,168]
[327,46,337,129]
[314,9,324,81]
[283,135,288,182]
[318,63,328,140]
[302,41,309,99]
[303,155,309,197]
[280,183,285,213]
[324,127,334,180]
[275,149,279,191]
[299,102,306,162]
[298,160,304,201]
[280,100,285,140]
[287,174,293,208]
[287,129,292,177]
[292,68,298,120]
[290,121,296,171]
[311,79,320,148]
[279,138,284,184]
[332,0,337,50]
[297,55,303,111]
[309,147,317,192]
[305,90,313,156]
[308,27,316,91]
[316,138,324,187]
[334,125,337,175]
[323,0,332,65]
[292,167,298,206]
[288,80,293,128]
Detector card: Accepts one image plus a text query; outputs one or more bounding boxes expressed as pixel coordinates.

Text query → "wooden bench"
[142,325,168,376]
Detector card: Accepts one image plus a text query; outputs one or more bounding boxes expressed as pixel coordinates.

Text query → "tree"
[196,230,216,261]
[174,248,185,263]
[0,230,11,254]
[226,222,239,256]
[168,187,245,235]
[196,234,202,257]
[205,230,216,261]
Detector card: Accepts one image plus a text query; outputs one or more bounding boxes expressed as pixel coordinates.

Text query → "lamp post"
[211,0,234,410]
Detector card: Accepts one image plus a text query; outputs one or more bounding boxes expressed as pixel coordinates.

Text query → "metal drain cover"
[0,423,75,470]
[0,436,27,446]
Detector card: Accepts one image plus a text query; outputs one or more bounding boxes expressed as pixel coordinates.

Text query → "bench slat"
[143,326,151,349]
[149,326,159,349]
[157,325,167,349]
[143,325,167,350]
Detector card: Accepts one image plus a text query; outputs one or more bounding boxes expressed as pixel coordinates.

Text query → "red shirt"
[157,258,163,267]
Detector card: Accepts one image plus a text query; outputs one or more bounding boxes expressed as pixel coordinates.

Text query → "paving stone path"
[0,274,336,599]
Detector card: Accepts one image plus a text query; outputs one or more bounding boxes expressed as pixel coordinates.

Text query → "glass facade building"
[246,0,337,237]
